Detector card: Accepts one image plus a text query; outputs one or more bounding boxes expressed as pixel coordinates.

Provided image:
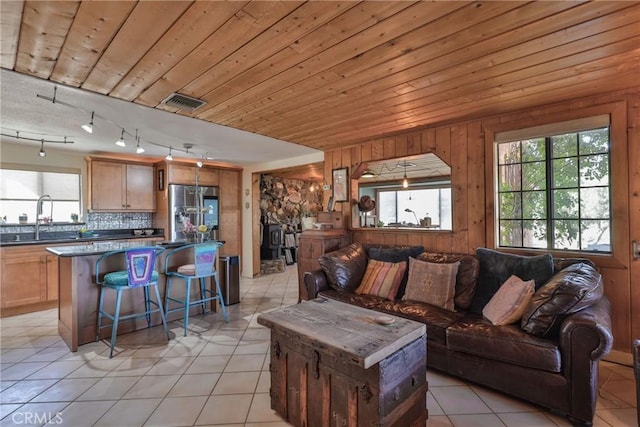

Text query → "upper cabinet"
[88,159,156,212]
[166,163,219,186]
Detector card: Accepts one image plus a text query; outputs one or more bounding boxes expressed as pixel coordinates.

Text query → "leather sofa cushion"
[470,248,554,314]
[447,315,562,372]
[366,245,424,298]
[318,243,368,293]
[320,289,461,345]
[416,252,479,310]
[521,262,603,338]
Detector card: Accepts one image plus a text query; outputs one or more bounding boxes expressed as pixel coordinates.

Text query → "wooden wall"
[324,89,639,356]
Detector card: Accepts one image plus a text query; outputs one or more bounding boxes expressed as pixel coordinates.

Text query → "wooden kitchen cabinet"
[296,229,351,301]
[88,159,155,211]
[166,163,219,186]
[219,169,241,257]
[0,245,60,316]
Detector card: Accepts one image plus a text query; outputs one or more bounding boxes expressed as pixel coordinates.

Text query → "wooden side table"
[257,298,427,427]
[296,229,351,301]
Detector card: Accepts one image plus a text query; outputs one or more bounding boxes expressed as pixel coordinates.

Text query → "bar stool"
[164,242,229,336]
[96,247,169,357]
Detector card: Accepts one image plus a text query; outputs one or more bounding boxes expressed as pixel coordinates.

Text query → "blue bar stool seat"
[96,247,169,357]
[164,242,229,336]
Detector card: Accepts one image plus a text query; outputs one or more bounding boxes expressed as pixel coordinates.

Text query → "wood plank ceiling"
[2,1,639,152]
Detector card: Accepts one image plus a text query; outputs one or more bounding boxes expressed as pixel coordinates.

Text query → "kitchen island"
[47,240,213,351]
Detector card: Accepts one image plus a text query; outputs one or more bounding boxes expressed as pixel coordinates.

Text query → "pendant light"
[402,161,409,188]
[38,139,46,157]
[115,129,126,147]
[81,111,94,133]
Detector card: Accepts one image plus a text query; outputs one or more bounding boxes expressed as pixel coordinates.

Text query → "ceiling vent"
[160,93,206,112]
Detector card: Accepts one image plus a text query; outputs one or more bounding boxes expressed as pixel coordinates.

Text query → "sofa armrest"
[304,269,330,300]
[559,296,613,362]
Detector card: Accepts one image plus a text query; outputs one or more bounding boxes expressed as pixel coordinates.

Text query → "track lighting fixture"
[81,111,94,134]
[38,139,46,157]
[136,138,144,154]
[165,147,173,161]
[115,129,125,147]
[196,159,203,168]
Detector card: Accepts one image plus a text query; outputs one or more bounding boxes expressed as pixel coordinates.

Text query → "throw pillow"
[416,252,480,310]
[318,243,367,293]
[482,275,535,325]
[403,257,459,311]
[469,248,554,314]
[521,262,603,338]
[355,260,406,300]
[367,245,424,298]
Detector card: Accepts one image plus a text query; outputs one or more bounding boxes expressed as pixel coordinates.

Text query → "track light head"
[38,140,46,157]
[165,147,173,161]
[115,129,125,147]
[81,112,94,134]
[135,136,144,154]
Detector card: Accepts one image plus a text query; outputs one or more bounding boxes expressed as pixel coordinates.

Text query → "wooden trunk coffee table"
[257,297,427,427]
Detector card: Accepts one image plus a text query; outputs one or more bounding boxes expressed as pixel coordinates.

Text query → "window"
[361,182,452,230]
[0,166,81,223]
[496,120,611,253]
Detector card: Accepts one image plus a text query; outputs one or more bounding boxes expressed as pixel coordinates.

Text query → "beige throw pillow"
[355,260,406,300]
[403,257,459,311]
[483,275,535,325]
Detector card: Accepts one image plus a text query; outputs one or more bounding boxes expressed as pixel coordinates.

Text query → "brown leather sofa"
[304,245,613,426]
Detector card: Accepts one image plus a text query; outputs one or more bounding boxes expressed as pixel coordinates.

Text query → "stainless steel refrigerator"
[169,184,219,242]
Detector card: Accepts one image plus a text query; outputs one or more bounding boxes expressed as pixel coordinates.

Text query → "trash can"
[219,255,240,305]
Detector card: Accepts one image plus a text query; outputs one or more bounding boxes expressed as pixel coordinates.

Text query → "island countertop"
[46,239,188,257]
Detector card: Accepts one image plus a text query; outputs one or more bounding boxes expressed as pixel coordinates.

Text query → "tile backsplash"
[0,212,153,234]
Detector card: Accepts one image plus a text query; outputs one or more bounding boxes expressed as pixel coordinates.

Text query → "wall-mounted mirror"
[354,153,452,230]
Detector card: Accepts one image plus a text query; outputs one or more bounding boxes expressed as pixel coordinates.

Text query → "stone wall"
[260,175,322,230]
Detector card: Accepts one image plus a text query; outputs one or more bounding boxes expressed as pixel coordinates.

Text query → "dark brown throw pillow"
[318,243,368,293]
[521,262,603,338]
[367,245,424,298]
[416,252,479,310]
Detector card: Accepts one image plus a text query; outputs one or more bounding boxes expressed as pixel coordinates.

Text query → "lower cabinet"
[0,246,60,315]
[297,229,351,301]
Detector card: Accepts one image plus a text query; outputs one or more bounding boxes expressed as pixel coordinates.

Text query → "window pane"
[500,220,522,246]
[553,189,579,219]
[499,193,521,219]
[551,133,577,158]
[499,164,521,191]
[523,220,547,248]
[0,200,34,223]
[579,128,609,155]
[553,220,580,250]
[42,173,80,199]
[0,170,39,199]
[553,158,578,188]
[579,154,609,187]
[522,191,546,219]
[498,141,520,164]
[581,220,611,252]
[580,187,609,219]
[521,138,545,162]
[378,191,397,226]
[522,161,546,190]
[439,188,452,230]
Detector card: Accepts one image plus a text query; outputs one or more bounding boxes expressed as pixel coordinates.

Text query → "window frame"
[0,163,82,223]
[483,102,629,270]
[495,128,611,253]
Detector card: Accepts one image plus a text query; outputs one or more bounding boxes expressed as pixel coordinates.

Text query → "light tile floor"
[0,266,636,426]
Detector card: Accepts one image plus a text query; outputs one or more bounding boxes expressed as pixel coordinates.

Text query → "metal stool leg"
[164,276,173,316]
[153,284,170,340]
[199,277,207,315]
[96,287,105,342]
[183,278,191,336]
[143,286,151,328]
[213,275,229,323]
[109,290,123,358]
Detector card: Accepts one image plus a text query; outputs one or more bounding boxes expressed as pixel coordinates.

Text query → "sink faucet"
[35,195,53,240]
